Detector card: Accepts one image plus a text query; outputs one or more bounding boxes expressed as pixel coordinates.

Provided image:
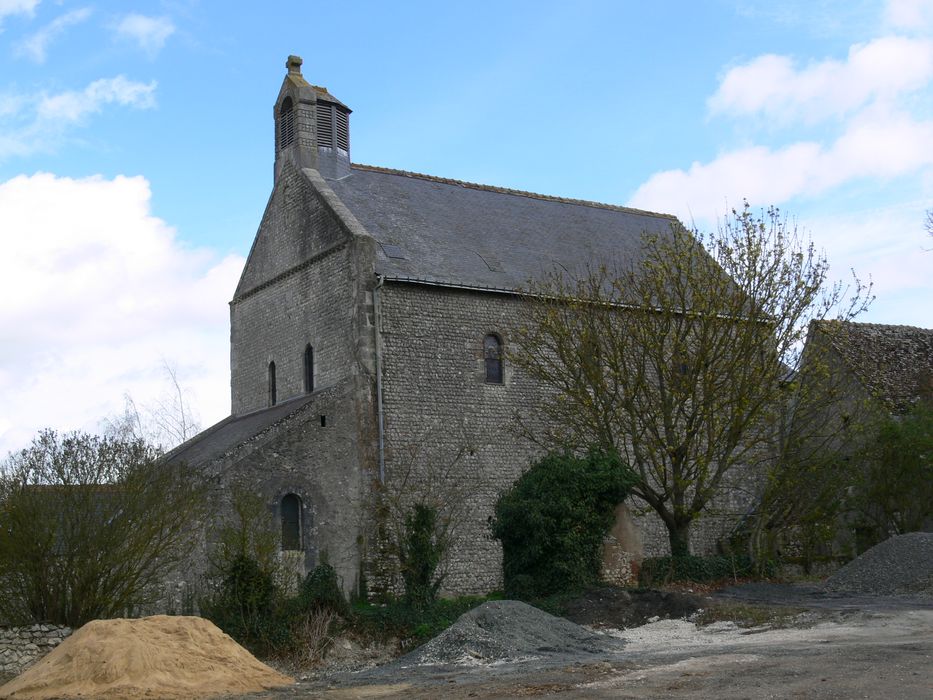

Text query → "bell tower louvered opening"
[316,104,333,148]
[315,102,350,156]
[336,109,349,152]
[278,97,295,151]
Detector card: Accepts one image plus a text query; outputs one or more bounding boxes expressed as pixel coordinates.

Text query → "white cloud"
[0,173,242,456]
[0,76,156,160]
[113,14,175,56]
[14,7,91,63]
[0,0,39,29]
[37,75,156,121]
[629,109,933,221]
[885,0,933,31]
[709,36,933,124]
[798,202,933,328]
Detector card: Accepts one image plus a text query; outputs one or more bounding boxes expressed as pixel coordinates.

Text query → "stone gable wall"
[236,161,348,296]
[222,158,380,597]
[230,244,357,416]
[230,161,363,416]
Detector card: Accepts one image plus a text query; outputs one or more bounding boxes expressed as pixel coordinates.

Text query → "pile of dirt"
[394,600,621,667]
[0,615,293,699]
[560,587,705,629]
[824,532,933,596]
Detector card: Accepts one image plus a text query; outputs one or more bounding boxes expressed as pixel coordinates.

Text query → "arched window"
[268,361,277,406]
[279,97,295,150]
[484,334,503,384]
[303,344,314,393]
[281,493,301,550]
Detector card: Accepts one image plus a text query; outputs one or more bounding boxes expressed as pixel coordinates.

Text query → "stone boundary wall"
[0,624,71,677]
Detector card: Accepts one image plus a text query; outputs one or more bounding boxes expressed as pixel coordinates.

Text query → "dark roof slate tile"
[327,165,679,292]
[822,321,933,413]
[165,393,316,467]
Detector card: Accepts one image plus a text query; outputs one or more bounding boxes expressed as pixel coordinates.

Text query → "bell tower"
[273,55,352,180]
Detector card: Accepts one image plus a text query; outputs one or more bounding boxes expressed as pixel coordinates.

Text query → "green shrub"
[638,554,775,586]
[200,553,288,654]
[200,491,347,657]
[299,558,348,616]
[398,504,446,609]
[350,594,497,650]
[491,450,636,598]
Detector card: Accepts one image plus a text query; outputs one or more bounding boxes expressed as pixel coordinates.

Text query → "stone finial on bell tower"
[273,55,352,181]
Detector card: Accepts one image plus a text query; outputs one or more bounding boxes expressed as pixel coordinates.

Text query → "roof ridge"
[350,163,678,220]
[814,319,933,334]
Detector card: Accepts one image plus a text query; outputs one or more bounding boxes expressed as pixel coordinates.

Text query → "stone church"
[168,56,748,595]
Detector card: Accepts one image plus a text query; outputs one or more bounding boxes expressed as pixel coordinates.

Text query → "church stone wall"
[214,382,370,593]
[231,161,360,416]
[376,284,548,594]
[375,283,763,593]
[171,382,372,598]
[223,161,380,595]
[230,245,357,415]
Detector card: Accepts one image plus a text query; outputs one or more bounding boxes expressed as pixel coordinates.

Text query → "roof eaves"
[382,275,521,296]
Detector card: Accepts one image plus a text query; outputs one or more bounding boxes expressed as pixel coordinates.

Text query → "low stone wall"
[0,624,71,677]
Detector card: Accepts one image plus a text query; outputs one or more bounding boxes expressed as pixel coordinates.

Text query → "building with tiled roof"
[167,56,753,596]
[813,321,933,414]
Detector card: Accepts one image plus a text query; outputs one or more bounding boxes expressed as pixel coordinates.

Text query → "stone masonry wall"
[376,283,764,593]
[221,160,379,598]
[376,284,546,594]
[231,160,358,416]
[169,381,372,599]
[0,624,70,678]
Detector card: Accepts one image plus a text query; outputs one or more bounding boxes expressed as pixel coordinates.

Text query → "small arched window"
[279,97,295,150]
[268,361,277,406]
[484,334,503,384]
[303,344,314,393]
[281,493,301,550]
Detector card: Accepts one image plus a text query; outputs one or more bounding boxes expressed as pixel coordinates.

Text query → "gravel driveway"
[231,584,933,699]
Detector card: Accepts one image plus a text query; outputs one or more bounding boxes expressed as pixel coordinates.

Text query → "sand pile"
[0,615,293,699]
[825,532,933,596]
[395,600,621,667]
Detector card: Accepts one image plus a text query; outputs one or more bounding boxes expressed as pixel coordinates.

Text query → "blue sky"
[1,0,931,454]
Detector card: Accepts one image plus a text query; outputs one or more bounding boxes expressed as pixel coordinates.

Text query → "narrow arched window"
[279,97,295,150]
[484,334,503,384]
[281,493,301,550]
[303,344,314,393]
[268,361,277,406]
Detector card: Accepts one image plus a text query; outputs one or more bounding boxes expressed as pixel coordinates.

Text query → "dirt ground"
[232,584,933,700]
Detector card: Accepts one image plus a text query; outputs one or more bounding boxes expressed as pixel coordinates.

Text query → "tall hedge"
[491,450,635,598]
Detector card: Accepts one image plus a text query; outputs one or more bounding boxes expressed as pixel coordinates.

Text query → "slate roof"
[165,393,316,467]
[821,321,933,413]
[328,165,679,292]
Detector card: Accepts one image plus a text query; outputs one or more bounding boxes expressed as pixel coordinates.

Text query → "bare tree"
[0,430,206,627]
[376,421,482,602]
[511,203,872,556]
[100,360,201,450]
[148,360,201,448]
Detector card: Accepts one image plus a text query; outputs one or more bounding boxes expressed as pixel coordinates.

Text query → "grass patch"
[348,593,502,652]
[694,601,808,629]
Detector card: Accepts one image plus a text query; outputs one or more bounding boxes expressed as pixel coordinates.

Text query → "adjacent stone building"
[809,321,933,415]
[168,56,756,596]
[785,320,933,557]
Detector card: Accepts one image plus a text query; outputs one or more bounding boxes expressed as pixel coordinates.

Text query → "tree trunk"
[667,521,692,557]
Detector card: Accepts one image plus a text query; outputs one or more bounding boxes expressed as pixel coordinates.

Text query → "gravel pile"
[395,600,621,667]
[824,532,933,596]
